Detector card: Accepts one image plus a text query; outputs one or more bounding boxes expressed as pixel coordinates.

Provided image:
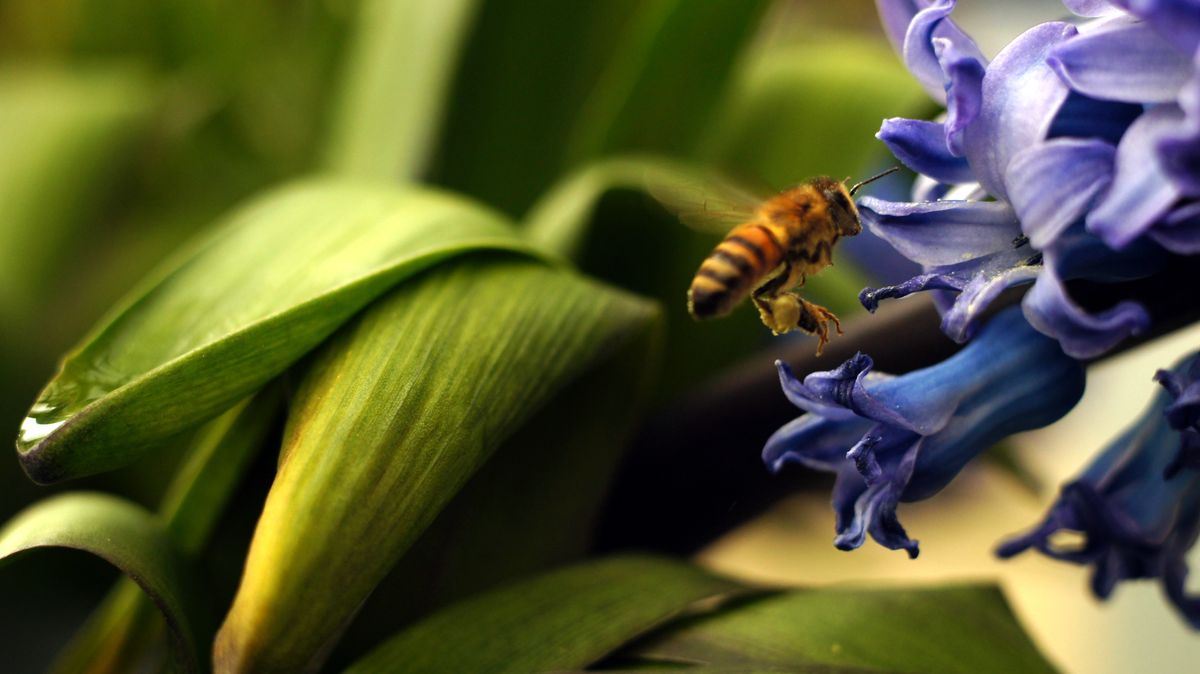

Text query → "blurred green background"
[0,0,921,523]
[6,1,1178,673]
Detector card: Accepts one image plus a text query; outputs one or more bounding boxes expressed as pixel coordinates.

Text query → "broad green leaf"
[0,493,201,673]
[698,36,932,188]
[562,0,769,163]
[327,320,661,665]
[343,556,746,674]
[632,586,1056,674]
[17,179,538,483]
[48,390,281,674]
[322,0,480,180]
[523,154,692,260]
[0,65,154,321]
[212,257,658,673]
[432,0,766,215]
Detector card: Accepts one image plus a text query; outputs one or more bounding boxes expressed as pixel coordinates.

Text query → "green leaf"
[0,493,201,673]
[343,556,746,674]
[523,154,691,260]
[632,586,1056,674]
[17,179,539,483]
[328,318,661,664]
[47,390,282,674]
[432,0,766,215]
[322,0,480,180]
[0,64,155,321]
[698,36,932,188]
[212,256,659,673]
[562,0,769,163]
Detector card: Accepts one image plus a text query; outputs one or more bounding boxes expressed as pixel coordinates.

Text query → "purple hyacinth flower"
[998,352,1200,628]
[1156,352,1200,476]
[856,197,1164,357]
[763,308,1084,557]
[862,0,1190,358]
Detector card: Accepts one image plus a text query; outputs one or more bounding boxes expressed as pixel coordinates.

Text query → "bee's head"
[813,177,862,237]
[832,167,902,237]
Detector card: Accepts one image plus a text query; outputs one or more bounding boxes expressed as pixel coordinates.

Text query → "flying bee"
[652,167,899,355]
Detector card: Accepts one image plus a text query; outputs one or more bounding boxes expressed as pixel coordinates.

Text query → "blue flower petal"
[1151,202,1200,253]
[1158,53,1200,196]
[763,412,873,473]
[1118,0,1200,55]
[1049,18,1192,104]
[961,22,1077,200]
[777,354,962,435]
[857,197,1022,267]
[939,260,1041,342]
[875,0,934,64]
[999,356,1200,628]
[877,118,975,183]
[1155,353,1200,477]
[775,359,876,421]
[935,36,987,155]
[831,463,870,539]
[856,439,923,558]
[769,309,1084,557]
[1063,0,1124,15]
[907,327,1085,499]
[1022,250,1150,359]
[860,272,966,313]
[1006,138,1116,249]
[899,0,987,104]
[1088,104,1186,249]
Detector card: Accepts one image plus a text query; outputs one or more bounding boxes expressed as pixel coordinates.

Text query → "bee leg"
[751,265,787,334]
[752,263,810,334]
[794,298,843,356]
[754,293,801,335]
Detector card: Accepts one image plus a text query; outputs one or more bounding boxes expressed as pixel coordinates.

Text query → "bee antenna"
[849,166,901,196]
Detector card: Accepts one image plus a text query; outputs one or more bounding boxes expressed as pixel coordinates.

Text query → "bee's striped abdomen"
[688,222,785,319]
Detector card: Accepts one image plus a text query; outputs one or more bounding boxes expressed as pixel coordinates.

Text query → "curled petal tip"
[859,287,882,313]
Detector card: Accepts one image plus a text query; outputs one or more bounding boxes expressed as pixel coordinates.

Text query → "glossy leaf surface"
[17,180,535,483]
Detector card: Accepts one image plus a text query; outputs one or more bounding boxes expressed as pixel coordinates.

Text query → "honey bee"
[653,167,898,355]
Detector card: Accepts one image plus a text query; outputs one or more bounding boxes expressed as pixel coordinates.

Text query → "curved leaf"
[0,493,200,673]
[322,0,480,180]
[698,37,931,188]
[343,556,746,674]
[212,256,659,673]
[432,0,766,215]
[562,0,769,163]
[17,179,539,483]
[523,154,699,260]
[327,320,661,665]
[632,585,1056,674]
[48,390,281,674]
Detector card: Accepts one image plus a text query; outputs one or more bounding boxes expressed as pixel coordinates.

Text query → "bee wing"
[646,171,767,234]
